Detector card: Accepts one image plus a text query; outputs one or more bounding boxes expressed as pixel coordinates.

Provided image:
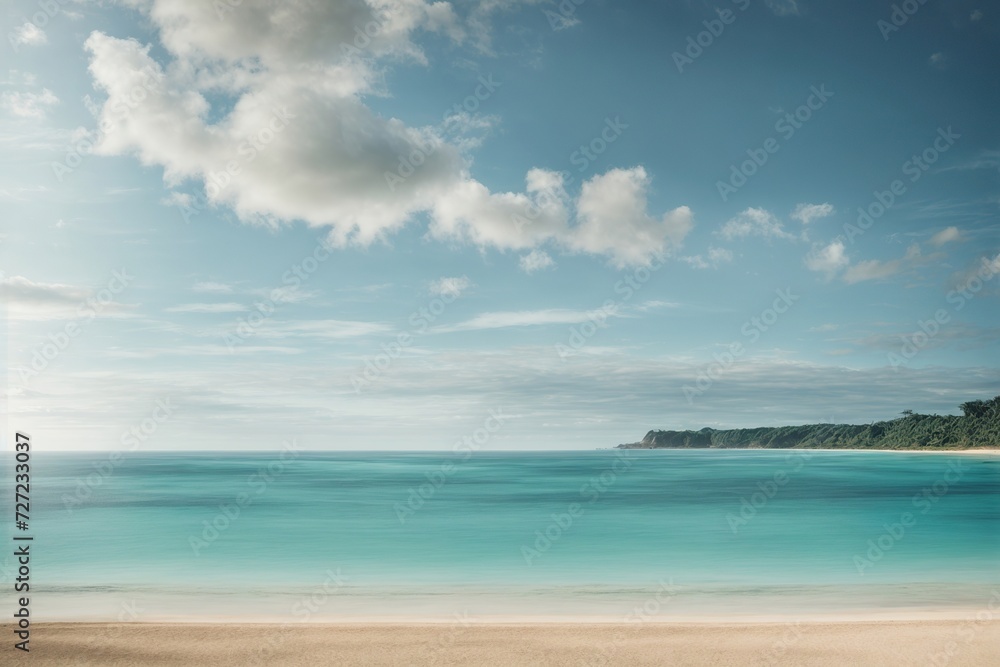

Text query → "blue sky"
[1,0,998,450]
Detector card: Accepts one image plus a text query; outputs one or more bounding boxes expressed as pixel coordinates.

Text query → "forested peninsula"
[617,396,1000,450]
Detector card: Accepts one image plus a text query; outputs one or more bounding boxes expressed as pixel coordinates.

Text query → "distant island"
[617,395,1000,450]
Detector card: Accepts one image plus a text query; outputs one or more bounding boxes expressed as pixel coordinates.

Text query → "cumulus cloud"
[519,249,555,273]
[791,202,834,225]
[805,239,849,279]
[82,0,692,267]
[569,167,693,267]
[718,207,794,241]
[429,276,473,298]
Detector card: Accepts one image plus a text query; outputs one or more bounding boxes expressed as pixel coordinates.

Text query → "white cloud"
[429,276,473,298]
[718,208,794,241]
[519,249,555,273]
[0,275,127,320]
[841,243,922,284]
[11,23,48,47]
[929,226,961,247]
[245,319,392,340]
[1,89,59,118]
[429,167,571,250]
[192,281,234,294]
[842,259,903,284]
[791,203,834,225]
[971,10,984,21]
[165,302,248,313]
[81,2,692,268]
[684,246,733,270]
[434,308,619,333]
[569,167,693,267]
[805,240,849,279]
[929,52,947,69]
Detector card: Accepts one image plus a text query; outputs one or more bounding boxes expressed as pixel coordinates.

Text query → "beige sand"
[6,621,1000,666]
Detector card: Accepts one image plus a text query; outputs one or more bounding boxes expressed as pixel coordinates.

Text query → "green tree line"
[620,395,1000,450]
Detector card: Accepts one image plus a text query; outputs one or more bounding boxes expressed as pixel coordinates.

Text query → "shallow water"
[7,450,999,620]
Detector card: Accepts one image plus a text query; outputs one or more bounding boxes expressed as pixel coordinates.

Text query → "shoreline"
[25,608,1000,624]
[9,620,1000,666]
[614,447,1000,454]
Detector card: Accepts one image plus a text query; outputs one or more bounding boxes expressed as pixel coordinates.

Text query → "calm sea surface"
[6,450,999,620]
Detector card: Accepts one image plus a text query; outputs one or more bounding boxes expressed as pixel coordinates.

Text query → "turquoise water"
[5,450,999,620]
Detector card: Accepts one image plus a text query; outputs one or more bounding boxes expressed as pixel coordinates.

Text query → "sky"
[1,0,998,451]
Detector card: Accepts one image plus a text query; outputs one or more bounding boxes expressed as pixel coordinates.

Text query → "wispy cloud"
[433,308,620,333]
[929,226,962,247]
[165,303,248,314]
[791,203,834,225]
[718,208,795,241]
[192,281,234,294]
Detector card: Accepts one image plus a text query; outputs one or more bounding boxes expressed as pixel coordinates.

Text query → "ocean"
[8,449,1000,621]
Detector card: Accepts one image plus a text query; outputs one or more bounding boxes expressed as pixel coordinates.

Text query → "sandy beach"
[7,621,1000,666]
